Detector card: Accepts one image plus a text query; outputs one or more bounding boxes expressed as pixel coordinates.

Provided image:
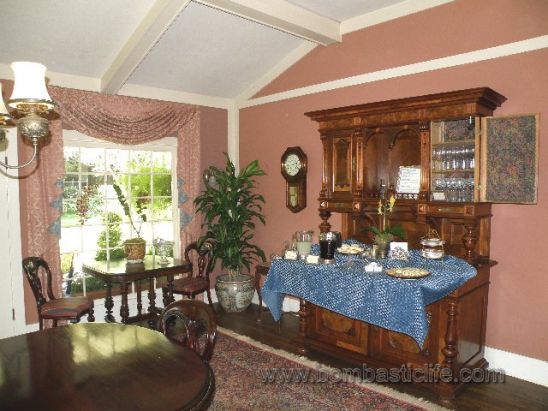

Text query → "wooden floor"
[215,304,548,411]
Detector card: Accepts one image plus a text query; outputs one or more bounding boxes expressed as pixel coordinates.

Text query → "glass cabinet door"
[430,118,478,202]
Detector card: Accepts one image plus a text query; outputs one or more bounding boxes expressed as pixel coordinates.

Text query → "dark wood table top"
[82,255,192,283]
[0,323,214,411]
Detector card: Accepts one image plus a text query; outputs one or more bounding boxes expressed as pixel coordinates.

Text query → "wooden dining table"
[82,256,192,324]
[0,323,214,410]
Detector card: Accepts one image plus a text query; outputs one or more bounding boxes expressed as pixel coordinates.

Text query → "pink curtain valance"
[49,86,197,143]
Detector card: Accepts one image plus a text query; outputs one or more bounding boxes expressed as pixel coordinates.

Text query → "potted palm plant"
[194,154,266,312]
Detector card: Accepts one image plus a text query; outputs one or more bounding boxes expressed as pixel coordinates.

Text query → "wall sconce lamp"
[0,62,57,169]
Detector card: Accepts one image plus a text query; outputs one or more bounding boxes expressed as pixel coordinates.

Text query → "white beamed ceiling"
[128,2,304,98]
[0,0,442,101]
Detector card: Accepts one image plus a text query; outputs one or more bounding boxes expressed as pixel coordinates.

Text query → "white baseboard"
[22,289,547,388]
[484,346,548,387]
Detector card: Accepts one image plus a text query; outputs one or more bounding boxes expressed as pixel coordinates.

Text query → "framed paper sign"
[396,166,421,197]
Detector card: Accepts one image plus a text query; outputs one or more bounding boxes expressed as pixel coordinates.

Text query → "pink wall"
[240,0,548,361]
[199,106,228,281]
[200,106,228,171]
[256,0,548,98]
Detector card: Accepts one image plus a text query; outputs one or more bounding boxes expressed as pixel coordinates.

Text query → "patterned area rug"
[208,328,447,410]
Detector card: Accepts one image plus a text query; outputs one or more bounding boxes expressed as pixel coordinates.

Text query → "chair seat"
[41,296,93,319]
[166,277,208,294]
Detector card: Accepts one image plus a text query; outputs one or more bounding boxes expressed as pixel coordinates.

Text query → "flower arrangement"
[367,194,406,244]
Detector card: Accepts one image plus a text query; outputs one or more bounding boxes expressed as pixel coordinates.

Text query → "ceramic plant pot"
[215,273,255,312]
[124,238,146,263]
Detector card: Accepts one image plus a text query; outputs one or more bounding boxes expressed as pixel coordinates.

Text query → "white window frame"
[62,130,180,295]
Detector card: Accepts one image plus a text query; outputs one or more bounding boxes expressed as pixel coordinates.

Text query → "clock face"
[283,153,302,177]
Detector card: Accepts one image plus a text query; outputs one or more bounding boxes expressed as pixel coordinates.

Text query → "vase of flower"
[374,234,392,259]
[364,181,406,257]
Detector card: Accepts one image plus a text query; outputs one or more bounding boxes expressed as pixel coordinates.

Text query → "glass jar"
[421,229,444,259]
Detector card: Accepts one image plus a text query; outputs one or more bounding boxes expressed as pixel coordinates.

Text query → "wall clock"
[281,146,307,213]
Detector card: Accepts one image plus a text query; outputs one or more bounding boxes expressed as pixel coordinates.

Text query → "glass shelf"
[431,168,475,174]
[431,139,475,147]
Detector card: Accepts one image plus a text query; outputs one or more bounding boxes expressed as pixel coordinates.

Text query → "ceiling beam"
[195,0,341,45]
[101,0,192,94]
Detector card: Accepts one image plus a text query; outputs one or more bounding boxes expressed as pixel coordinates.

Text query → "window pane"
[130,151,152,173]
[153,152,172,170]
[63,175,79,200]
[107,149,129,173]
[153,175,172,196]
[107,175,130,200]
[66,274,84,297]
[138,222,153,243]
[81,225,103,252]
[60,226,81,252]
[62,201,78,226]
[80,148,105,172]
[64,148,80,172]
[105,201,127,223]
[154,221,175,242]
[152,198,173,220]
[130,174,151,197]
[84,275,106,293]
[82,174,105,188]
[81,176,105,221]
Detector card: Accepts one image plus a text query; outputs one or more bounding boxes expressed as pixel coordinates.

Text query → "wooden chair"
[162,241,214,309]
[158,300,217,361]
[22,257,95,330]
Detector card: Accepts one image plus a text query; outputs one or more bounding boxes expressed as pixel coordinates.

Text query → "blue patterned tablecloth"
[261,245,476,348]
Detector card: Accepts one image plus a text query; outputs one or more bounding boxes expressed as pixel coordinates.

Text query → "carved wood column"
[104,283,115,323]
[442,300,459,369]
[353,128,364,196]
[296,298,309,354]
[120,282,130,324]
[319,132,329,198]
[462,219,478,259]
[419,121,430,201]
[319,208,331,233]
[136,280,143,316]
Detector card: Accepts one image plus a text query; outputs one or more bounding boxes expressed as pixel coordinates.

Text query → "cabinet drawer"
[427,204,465,216]
[369,306,441,367]
[310,306,368,355]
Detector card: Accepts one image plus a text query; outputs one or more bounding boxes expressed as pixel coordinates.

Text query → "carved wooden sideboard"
[301,88,509,399]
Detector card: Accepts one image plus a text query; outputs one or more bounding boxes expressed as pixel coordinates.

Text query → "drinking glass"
[466,178,475,202]
[455,178,465,202]
[319,231,337,262]
[295,230,313,259]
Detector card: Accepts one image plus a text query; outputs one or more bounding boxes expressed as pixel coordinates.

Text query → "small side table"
[254,263,270,323]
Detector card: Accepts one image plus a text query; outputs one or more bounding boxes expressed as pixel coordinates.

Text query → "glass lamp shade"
[0,83,10,116]
[8,62,55,111]
[0,83,13,126]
